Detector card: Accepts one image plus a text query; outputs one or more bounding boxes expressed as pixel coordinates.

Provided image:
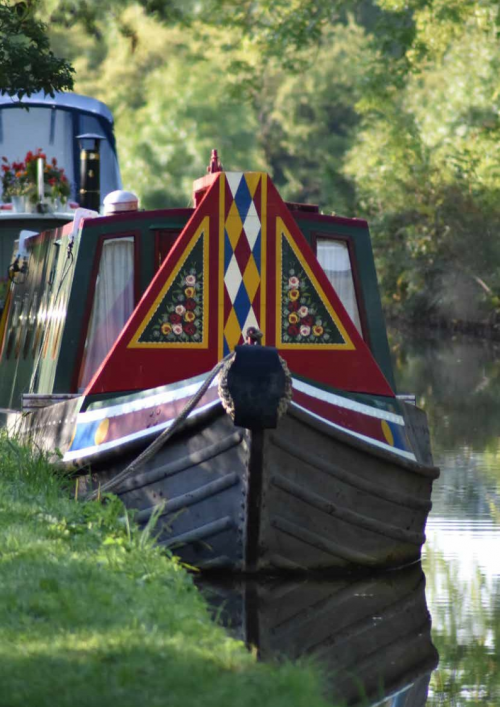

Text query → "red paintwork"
[85,173,395,398]
[292,389,390,444]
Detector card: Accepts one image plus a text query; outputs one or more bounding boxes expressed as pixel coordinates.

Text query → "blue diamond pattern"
[224,229,233,272]
[234,178,252,223]
[233,282,252,328]
[251,230,261,268]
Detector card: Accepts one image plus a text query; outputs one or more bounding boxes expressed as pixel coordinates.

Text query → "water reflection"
[198,565,438,707]
[390,328,500,705]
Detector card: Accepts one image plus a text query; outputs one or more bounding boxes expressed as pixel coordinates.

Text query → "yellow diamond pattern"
[244,173,261,199]
[243,255,260,303]
[223,308,242,352]
[225,201,243,249]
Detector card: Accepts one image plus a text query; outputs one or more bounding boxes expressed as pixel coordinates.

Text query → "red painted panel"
[85,172,394,398]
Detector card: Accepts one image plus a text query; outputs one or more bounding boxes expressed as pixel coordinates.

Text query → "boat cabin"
[0,167,395,412]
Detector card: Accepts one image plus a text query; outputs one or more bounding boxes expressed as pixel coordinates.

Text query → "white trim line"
[292,378,405,426]
[291,402,416,462]
[79,373,217,423]
[63,399,220,463]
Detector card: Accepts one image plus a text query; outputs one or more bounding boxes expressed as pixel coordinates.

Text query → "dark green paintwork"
[295,216,396,391]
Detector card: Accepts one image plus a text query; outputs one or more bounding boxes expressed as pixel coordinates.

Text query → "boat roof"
[0,92,114,125]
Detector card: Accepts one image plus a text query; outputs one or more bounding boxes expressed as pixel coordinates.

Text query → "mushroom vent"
[103,190,139,215]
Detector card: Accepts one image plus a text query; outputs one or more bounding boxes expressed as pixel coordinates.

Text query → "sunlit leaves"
[0,0,74,97]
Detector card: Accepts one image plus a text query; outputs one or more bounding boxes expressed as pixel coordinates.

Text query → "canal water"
[392,327,500,706]
[199,329,500,706]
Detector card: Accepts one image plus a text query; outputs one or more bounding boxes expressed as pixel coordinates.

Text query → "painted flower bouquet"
[281,267,334,344]
[1,148,70,205]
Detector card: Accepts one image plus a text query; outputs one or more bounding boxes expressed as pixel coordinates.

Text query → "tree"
[0,0,74,97]
[345,0,500,323]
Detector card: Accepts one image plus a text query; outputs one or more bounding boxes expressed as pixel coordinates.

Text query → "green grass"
[0,434,328,707]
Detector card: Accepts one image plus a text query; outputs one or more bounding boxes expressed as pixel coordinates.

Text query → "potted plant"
[1,148,70,211]
[1,157,34,211]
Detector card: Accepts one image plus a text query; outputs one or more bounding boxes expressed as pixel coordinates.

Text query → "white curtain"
[316,239,362,335]
[78,238,134,390]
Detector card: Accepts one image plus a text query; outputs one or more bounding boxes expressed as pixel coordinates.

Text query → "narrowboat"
[199,563,439,706]
[0,154,439,572]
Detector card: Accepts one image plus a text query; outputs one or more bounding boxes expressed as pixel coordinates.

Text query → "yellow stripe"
[218,173,225,359]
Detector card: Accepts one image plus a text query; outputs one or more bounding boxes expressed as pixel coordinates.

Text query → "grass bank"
[0,434,328,707]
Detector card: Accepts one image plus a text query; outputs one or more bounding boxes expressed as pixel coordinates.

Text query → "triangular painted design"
[277,219,354,350]
[129,218,209,348]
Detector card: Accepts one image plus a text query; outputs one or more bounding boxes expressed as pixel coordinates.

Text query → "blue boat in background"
[0,92,122,310]
[0,92,121,204]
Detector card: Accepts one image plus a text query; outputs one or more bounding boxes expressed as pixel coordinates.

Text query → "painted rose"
[302,314,314,327]
[300,325,311,337]
[288,313,299,324]
[185,287,195,298]
[288,289,300,301]
[287,300,299,312]
[183,322,196,336]
[185,298,197,311]
[161,323,172,336]
[175,305,186,316]
[184,311,195,322]
[313,325,324,337]
[298,306,309,318]
[287,324,299,337]
[288,276,299,288]
[185,275,196,286]
[173,323,183,335]
[169,312,181,324]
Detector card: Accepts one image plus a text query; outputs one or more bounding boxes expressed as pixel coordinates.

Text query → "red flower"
[183,322,196,336]
[185,298,196,311]
[1,165,9,173]
[48,177,56,186]
[2,156,8,163]
[287,300,299,312]
[302,314,314,327]
[288,324,299,337]
[52,157,57,166]
[169,313,181,324]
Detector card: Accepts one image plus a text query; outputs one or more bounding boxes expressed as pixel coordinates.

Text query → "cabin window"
[78,237,135,390]
[316,238,362,335]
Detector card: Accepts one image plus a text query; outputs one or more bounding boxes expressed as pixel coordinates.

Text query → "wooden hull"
[198,563,439,706]
[253,404,436,572]
[6,395,438,573]
[4,362,439,573]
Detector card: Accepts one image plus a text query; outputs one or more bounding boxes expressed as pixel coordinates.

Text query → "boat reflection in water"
[197,564,438,706]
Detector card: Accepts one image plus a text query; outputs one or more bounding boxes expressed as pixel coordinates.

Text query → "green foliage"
[0,0,74,97]
[345,0,500,322]
[0,432,329,707]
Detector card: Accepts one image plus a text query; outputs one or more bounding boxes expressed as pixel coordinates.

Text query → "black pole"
[77,134,103,211]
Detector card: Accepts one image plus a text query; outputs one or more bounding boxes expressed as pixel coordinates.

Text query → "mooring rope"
[85,353,234,500]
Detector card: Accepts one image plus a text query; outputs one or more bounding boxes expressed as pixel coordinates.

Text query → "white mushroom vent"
[103,190,139,215]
